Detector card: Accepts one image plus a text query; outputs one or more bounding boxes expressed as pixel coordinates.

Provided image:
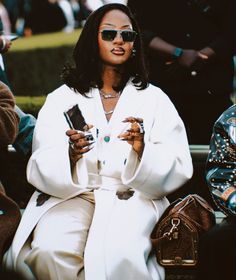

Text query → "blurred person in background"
[75,0,92,26]
[0,23,11,83]
[197,104,236,280]
[85,0,127,13]
[0,18,35,156]
[14,0,32,36]
[128,0,236,144]
[0,18,13,89]
[2,0,30,35]
[52,0,75,32]
[6,0,77,35]
[69,0,81,27]
[0,1,11,34]
[23,0,68,35]
[2,0,19,33]
[0,81,21,265]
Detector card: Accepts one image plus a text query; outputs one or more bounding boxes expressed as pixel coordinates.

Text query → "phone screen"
[64,105,87,131]
[64,105,94,141]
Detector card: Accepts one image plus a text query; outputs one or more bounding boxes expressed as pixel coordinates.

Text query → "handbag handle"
[151,217,180,247]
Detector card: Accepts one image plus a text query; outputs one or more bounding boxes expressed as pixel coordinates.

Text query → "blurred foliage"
[4,29,81,96]
[15,96,46,117]
[9,29,81,52]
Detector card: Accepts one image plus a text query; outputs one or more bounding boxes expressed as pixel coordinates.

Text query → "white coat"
[4,82,193,279]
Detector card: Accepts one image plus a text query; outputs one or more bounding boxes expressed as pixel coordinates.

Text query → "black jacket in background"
[25,0,67,34]
[128,0,235,144]
[128,0,236,97]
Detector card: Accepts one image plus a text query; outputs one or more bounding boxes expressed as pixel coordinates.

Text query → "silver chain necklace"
[99,89,121,99]
[99,90,121,116]
[104,110,114,115]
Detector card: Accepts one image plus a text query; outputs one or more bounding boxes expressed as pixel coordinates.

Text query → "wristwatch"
[172,47,183,59]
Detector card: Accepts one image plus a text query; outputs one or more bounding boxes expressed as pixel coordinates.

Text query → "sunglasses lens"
[101,30,117,41]
[121,31,136,42]
[101,30,137,42]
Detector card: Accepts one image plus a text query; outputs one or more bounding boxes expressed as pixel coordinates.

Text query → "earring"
[131,49,136,57]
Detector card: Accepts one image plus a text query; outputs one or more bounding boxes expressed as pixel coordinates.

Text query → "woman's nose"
[113,32,124,44]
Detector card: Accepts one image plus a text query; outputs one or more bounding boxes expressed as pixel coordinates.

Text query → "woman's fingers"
[122,117,143,124]
[122,117,144,133]
[119,117,144,139]
[67,129,94,160]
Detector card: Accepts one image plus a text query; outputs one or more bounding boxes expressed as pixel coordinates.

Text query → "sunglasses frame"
[99,29,137,42]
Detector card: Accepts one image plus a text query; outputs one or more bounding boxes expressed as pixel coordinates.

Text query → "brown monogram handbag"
[151,194,216,267]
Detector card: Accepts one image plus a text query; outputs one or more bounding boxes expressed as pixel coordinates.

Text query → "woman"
[4,4,193,280]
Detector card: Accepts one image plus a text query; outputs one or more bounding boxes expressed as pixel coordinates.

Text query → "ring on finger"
[138,122,144,134]
[68,139,75,150]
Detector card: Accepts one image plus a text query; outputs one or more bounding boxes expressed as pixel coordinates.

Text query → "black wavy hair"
[61,3,149,96]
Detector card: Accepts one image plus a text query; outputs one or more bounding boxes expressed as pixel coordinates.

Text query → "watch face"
[173,47,183,58]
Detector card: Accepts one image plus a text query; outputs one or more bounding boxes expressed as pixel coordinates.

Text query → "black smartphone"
[64,105,94,141]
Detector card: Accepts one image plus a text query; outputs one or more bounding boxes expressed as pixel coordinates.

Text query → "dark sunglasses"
[100,29,137,42]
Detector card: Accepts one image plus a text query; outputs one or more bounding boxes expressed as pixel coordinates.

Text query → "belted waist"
[100,176,123,188]
[87,174,131,191]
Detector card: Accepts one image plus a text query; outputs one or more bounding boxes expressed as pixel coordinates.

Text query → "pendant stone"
[104,136,110,142]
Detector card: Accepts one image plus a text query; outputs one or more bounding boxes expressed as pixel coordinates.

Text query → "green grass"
[10,29,82,52]
[15,95,46,106]
[15,96,46,116]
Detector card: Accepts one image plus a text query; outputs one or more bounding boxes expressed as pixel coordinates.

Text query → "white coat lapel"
[92,88,109,130]
[109,84,146,138]
[90,84,146,144]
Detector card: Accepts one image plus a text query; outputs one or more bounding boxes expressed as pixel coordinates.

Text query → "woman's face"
[98,9,135,67]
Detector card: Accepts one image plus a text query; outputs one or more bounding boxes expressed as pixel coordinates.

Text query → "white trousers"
[25,192,95,280]
[23,190,165,280]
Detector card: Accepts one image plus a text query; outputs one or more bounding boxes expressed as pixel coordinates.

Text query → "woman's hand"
[66,128,94,167]
[118,117,145,160]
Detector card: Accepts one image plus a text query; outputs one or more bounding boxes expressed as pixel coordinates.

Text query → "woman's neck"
[101,65,123,93]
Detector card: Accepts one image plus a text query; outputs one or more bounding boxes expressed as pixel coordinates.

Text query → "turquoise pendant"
[104,136,110,142]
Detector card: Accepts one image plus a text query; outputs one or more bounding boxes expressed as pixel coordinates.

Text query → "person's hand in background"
[0,36,11,53]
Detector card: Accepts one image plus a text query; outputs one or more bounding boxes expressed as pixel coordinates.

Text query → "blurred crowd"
[0,0,128,36]
[0,0,112,36]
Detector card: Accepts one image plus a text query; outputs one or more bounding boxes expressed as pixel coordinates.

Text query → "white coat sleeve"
[121,94,193,199]
[26,92,89,199]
